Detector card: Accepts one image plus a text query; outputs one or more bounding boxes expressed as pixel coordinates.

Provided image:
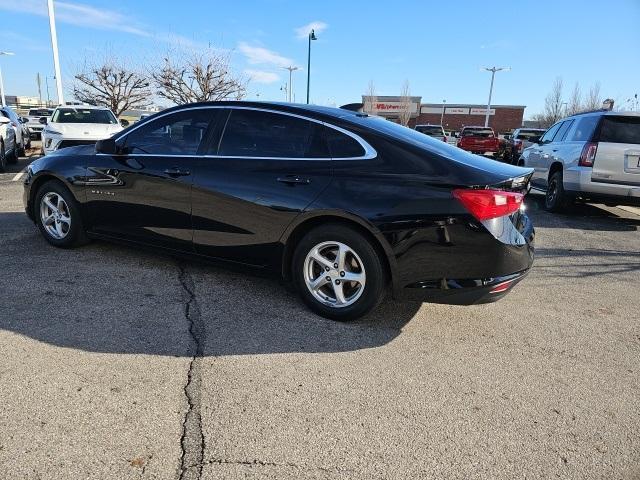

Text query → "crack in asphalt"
[177,265,206,480]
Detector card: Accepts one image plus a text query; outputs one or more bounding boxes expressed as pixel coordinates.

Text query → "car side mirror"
[20,117,29,123]
[39,117,48,124]
[95,138,118,155]
[120,119,130,128]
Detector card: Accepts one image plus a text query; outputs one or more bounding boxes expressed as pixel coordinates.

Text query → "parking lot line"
[12,170,26,182]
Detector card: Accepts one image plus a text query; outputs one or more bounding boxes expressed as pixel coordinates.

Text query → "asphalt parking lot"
[1,146,639,479]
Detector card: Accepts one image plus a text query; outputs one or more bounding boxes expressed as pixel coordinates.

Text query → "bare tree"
[398,80,412,127]
[152,49,246,105]
[364,80,377,114]
[73,58,152,116]
[584,82,602,111]
[567,82,582,116]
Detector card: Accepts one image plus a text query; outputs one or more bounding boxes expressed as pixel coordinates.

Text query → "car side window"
[554,120,574,142]
[218,109,329,158]
[324,126,366,158]
[569,116,600,142]
[122,109,215,155]
[540,123,562,144]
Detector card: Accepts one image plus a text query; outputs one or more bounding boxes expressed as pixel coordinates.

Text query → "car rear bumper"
[400,269,530,304]
[564,166,640,205]
[389,210,535,305]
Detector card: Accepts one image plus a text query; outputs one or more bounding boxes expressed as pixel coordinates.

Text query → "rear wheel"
[292,224,386,321]
[544,171,570,212]
[35,180,89,248]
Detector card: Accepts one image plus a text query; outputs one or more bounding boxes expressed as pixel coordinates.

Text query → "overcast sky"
[0,0,638,117]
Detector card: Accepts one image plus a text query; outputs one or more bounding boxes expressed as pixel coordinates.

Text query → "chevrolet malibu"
[23,102,535,321]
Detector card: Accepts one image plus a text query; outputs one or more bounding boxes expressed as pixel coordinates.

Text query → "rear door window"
[554,120,574,142]
[324,127,366,158]
[569,115,599,142]
[218,109,329,158]
[596,116,640,144]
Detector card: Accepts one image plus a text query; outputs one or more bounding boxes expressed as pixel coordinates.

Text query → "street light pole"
[440,99,446,125]
[0,51,15,107]
[306,29,317,104]
[283,66,298,102]
[47,0,64,105]
[482,66,509,127]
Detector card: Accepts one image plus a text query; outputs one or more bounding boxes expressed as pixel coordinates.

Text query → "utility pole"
[283,66,298,102]
[440,99,446,125]
[0,51,15,107]
[36,73,42,104]
[482,66,509,127]
[47,0,64,105]
[306,29,317,104]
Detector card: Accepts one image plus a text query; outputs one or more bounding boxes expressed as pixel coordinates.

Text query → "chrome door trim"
[110,105,377,161]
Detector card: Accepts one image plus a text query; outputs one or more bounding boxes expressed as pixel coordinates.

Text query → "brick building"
[361,96,526,134]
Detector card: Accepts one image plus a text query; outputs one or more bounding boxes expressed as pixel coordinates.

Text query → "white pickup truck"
[26,108,54,139]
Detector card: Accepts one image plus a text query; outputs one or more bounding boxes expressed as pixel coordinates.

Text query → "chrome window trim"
[110,105,377,161]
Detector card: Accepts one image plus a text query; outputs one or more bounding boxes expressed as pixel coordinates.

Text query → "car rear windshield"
[29,109,53,116]
[516,130,544,140]
[597,116,640,144]
[52,108,117,124]
[461,128,494,137]
[416,126,443,136]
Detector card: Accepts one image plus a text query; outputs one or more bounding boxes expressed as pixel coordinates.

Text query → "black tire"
[544,171,570,212]
[0,140,6,172]
[292,224,386,321]
[5,141,17,163]
[34,180,89,248]
[16,139,26,159]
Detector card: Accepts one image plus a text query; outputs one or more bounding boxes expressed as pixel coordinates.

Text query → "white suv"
[41,105,123,155]
[520,111,640,211]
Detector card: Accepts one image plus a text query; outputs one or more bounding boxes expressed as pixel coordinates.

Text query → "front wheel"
[292,224,386,321]
[35,180,89,248]
[0,140,6,172]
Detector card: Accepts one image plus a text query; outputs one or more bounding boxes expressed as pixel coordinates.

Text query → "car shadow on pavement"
[0,212,421,357]
[525,194,640,232]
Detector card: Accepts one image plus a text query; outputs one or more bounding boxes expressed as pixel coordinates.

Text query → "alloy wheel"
[40,192,72,239]
[303,241,366,308]
[546,179,557,207]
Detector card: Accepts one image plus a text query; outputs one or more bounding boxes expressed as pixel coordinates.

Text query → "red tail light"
[452,189,524,221]
[11,121,18,128]
[578,142,598,167]
[515,140,523,151]
[490,279,515,293]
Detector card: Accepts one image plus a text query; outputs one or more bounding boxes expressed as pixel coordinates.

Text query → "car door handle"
[164,168,191,177]
[277,175,311,185]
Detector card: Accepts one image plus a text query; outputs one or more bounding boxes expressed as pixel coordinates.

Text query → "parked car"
[503,128,545,163]
[457,126,502,156]
[0,106,30,156]
[0,112,17,171]
[41,105,123,155]
[23,102,535,321]
[520,110,640,211]
[415,124,447,142]
[26,108,54,139]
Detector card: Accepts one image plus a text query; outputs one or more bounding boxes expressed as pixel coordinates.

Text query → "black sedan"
[23,102,535,321]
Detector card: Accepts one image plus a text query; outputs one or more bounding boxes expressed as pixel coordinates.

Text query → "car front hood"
[47,122,122,139]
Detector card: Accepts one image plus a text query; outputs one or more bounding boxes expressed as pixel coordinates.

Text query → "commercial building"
[361,96,526,133]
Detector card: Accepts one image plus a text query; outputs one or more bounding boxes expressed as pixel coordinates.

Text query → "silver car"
[520,111,640,211]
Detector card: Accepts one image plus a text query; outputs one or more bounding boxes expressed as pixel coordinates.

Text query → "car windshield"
[416,126,443,136]
[462,128,493,137]
[516,130,544,140]
[52,108,117,124]
[29,109,53,117]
